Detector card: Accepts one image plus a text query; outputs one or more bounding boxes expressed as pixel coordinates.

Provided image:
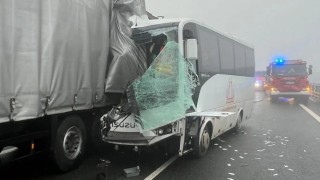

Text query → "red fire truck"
[266,59,313,104]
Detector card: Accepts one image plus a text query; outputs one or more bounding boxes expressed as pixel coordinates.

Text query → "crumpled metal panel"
[0,0,111,123]
[105,0,148,93]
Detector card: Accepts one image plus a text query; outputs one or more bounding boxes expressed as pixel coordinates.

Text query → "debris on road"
[268,168,275,171]
[273,174,278,176]
[240,164,249,167]
[124,166,140,178]
[228,173,235,176]
[227,164,231,167]
[230,158,235,161]
[239,156,244,159]
[97,159,111,168]
[257,149,266,152]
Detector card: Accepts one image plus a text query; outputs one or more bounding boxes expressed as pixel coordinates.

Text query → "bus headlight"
[158,129,164,135]
[155,124,173,135]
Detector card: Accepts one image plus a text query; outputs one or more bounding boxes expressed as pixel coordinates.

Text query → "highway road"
[1,91,320,180]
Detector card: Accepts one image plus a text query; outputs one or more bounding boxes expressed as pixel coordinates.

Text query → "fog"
[146,0,320,82]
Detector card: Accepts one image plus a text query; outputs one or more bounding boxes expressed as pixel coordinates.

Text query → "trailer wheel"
[194,125,211,157]
[53,116,86,172]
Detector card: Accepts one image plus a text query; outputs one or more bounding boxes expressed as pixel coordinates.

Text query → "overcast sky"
[146,0,320,80]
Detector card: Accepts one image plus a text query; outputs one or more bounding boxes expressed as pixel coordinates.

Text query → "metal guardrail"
[311,83,320,98]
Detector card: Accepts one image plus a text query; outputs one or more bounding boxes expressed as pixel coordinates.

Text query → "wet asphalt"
[1,91,320,180]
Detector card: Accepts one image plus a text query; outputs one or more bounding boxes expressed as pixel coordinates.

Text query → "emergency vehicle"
[266,59,312,104]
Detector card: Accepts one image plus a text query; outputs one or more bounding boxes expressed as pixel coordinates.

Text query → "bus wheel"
[233,115,242,133]
[53,116,86,172]
[194,125,211,157]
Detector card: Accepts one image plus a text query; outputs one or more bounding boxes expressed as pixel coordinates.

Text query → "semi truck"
[0,0,148,172]
[266,59,313,104]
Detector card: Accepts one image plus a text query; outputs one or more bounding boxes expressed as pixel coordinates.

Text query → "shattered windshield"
[272,64,307,76]
[132,26,179,66]
[127,41,198,131]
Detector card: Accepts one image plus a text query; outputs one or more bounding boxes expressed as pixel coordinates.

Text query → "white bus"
[101,19,255,157]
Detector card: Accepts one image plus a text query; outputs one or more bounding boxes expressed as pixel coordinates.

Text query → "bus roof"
[133,18,254,49]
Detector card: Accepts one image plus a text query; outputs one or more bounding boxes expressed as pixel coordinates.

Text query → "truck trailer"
[0,0,148,171]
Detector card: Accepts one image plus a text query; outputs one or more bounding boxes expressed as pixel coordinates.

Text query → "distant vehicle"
[266,59,312,104]
[255,71,266,91]
[101,19,255,158]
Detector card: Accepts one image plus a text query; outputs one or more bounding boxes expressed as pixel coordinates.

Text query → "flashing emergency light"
[275,58,284,64]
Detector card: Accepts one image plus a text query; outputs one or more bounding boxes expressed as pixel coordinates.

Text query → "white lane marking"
[144,155,179,180]
[299,104,320,123]
[0,147,18,155]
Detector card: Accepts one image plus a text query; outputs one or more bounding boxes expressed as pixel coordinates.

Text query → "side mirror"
[308,65,313,75]
[185,39,198,60]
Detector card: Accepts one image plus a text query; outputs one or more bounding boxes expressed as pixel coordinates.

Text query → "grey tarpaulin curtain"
[105,0,148,93]
[0,0,111,123]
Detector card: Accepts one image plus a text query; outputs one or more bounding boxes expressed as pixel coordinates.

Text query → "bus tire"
[53,115,86,172]
[193,125,211,158]
[233,114,242,133]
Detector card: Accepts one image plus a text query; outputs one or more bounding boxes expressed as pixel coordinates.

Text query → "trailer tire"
[194,125,211,158]
[53,116,86,172]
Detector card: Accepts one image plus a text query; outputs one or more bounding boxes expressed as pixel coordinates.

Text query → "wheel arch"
[238,108,244,122]
[199,118,214,143]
